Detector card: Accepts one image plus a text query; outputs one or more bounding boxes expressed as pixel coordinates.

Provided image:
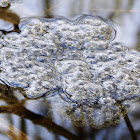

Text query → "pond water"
[0,0,140,140]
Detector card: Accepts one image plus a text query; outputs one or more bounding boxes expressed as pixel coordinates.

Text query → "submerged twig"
[0,118,31,140]
[0,3,21,34]
[0,105,78,140]
[0,84,78,140]
[117,102,137,140]
[123,113,137,140]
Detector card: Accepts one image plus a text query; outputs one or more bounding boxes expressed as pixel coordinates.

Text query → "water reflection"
[0,0,140,140]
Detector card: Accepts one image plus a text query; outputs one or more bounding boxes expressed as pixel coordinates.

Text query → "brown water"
[0,0,140,140]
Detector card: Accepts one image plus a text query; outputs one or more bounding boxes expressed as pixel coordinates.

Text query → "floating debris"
[0,15,139,128]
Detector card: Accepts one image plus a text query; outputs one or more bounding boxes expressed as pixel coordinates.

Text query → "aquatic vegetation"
[0,15,139,129]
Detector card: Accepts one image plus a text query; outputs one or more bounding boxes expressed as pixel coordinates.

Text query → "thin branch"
[0,118,31,140]
[118,105,137,140]
[0,105,78,140]
[123,114,137,140]
[92,8,140,13]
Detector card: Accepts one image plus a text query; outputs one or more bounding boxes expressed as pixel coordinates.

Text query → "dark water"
[0,0,140,140]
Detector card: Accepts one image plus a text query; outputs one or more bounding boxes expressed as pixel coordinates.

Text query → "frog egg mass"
[0,15,139,128]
